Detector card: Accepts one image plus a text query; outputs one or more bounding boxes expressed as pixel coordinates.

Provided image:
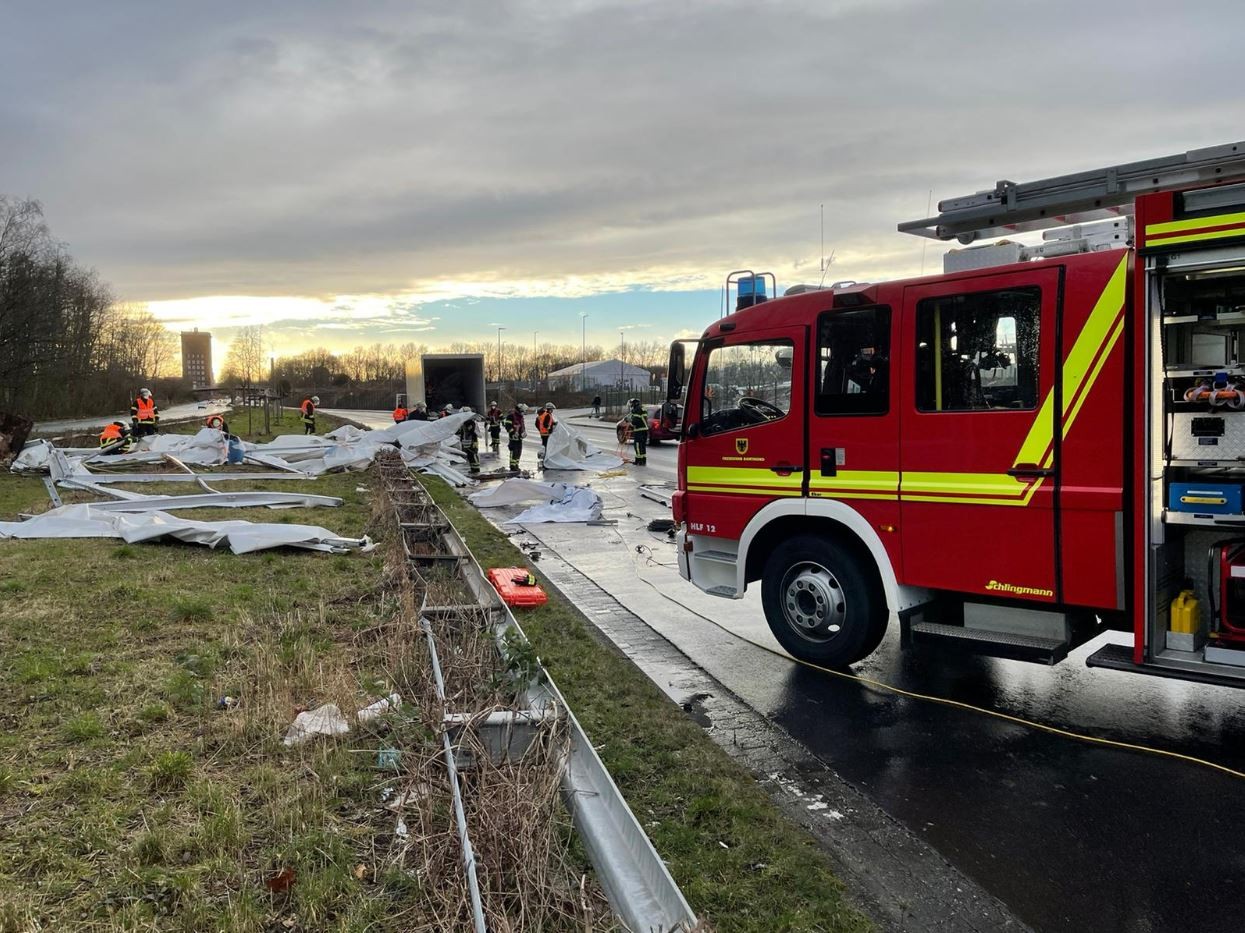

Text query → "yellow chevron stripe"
[1146,226,1245,247]
[1145,210,1245,236]
[1013,253,1128,469]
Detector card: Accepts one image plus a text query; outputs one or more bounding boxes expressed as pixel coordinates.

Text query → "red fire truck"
[668,141,1245,686]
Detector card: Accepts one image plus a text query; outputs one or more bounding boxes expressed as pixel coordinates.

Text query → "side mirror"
[684,421,700,440]
[667,342,686,401]
[774,347,793,370]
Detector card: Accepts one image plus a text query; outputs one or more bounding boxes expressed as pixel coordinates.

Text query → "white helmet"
[545,402,555,411]
[139,387,152,399]
[415,401,427,410]
[517,403,529,413]
[460,405,473,414]
[488,401,498,408]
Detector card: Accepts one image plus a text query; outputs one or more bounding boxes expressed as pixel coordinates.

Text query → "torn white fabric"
[469,478,603,523]
[541,423,624,471]
[283,704,350,746]
[13,414,481,484]
[282,693,402,746]
[0,504,369,554]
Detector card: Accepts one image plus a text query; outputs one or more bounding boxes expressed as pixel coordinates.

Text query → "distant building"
[181,329,213,387]
[548,358,651,391]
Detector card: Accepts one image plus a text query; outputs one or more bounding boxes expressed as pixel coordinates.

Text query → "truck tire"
[761,534,887,668]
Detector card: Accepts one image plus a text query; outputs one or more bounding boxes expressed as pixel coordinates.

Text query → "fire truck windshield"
[699,339,793,435]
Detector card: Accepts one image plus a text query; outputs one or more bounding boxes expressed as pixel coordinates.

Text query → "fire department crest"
[735,438,749,455]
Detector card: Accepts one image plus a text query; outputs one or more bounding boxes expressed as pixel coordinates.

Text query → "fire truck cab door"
[899,267,1062,604]
[682,326,808,541]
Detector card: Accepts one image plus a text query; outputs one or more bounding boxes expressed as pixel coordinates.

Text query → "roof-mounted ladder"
[899,140,1245,244]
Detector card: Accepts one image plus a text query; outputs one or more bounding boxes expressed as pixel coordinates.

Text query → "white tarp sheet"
[12,414,482,486]
[541,423,623,472]
[0,503,370,554]
[469,478,603,523]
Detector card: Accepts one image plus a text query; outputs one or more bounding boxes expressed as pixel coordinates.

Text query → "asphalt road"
[323,409,1245,931]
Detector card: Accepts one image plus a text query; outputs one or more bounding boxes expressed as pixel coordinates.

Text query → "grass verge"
[420,476,872,933]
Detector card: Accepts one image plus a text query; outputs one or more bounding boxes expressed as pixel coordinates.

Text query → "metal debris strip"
[373,449,698,933]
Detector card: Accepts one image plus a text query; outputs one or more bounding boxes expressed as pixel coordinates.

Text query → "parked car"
[616,402,681,445]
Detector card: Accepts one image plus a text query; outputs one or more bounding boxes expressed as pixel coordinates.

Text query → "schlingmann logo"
[985,580,1054,598]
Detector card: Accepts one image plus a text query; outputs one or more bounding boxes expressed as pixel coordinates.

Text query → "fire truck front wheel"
[761,534,887,668]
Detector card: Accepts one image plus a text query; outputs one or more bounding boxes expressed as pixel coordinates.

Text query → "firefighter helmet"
[311,396,320,405]
[544,402,555,410]
[461,405,473,414]
[516,403,529,413]
[139,387,152,399]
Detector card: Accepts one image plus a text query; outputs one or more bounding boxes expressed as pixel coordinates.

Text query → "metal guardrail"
[377,456,697,932]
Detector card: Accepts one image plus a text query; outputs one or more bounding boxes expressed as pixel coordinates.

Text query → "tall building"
[181,329,213,387]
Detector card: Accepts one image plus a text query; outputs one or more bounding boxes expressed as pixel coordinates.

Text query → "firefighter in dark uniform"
[457,406,481,475]
[300,395,320,434]
[408,401,428,421]
[485,401,503,454]
[626,397,649,466]
[99,421,134,454]
[503,403,528,471]
[130,388,159,437]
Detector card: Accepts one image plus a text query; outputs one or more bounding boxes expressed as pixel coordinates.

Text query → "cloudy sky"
[3,0,1242,357]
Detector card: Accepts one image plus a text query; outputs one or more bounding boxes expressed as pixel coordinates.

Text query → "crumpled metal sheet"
[0,504,370,554]
[469,478,603,523]
[12,415,481,485]
[541,423,623,472]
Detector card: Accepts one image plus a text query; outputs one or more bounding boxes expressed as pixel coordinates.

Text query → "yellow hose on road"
[627,550,1245,782]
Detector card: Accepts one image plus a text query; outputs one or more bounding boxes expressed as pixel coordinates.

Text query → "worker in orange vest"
[535,403,556,450]
[99,421,134,454]
[205,413,230,433]
[392,402,409,423]
[300,395,320,434]
[130,388,159,437]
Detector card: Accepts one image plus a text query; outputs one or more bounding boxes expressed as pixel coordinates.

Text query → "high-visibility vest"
[300,399,314,418]
[393,407,408,422]
[628,410,649,435]
[100,423,124,445]
[134,397,157,422]
[536,411,554,435]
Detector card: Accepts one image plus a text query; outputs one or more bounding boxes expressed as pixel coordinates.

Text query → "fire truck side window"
[816,307,891,415]
[699,339,794,435]
[915,287,1041,412]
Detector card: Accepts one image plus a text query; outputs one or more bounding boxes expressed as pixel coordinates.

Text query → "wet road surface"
[326,410,1245,931]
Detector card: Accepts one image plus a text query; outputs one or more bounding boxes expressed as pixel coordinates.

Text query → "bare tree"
[220,325,267,386]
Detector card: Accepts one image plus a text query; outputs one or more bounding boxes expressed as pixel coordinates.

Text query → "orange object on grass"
[487,567,548,607]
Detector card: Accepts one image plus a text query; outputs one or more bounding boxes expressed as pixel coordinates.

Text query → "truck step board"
[910,621,1069,665]
[1086,643,1245,688]
[693,549,737,565]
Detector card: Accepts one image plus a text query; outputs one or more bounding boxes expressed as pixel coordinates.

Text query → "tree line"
[0,197,175,419]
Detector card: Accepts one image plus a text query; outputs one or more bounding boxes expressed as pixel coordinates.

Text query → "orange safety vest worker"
[300,397,317,435]
[99,422,133,452]
[535,409,554,435]
[131,396,157,424]
[205,414,225,430]
[393,406,408,423]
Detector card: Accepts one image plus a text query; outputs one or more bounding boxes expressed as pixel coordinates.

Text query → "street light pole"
[496,325,506,385]
[580,312,588,393]
[533,330,538,389]
[619,328,625,391]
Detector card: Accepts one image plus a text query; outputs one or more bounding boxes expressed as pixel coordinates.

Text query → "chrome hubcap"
[781,562,845,643]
